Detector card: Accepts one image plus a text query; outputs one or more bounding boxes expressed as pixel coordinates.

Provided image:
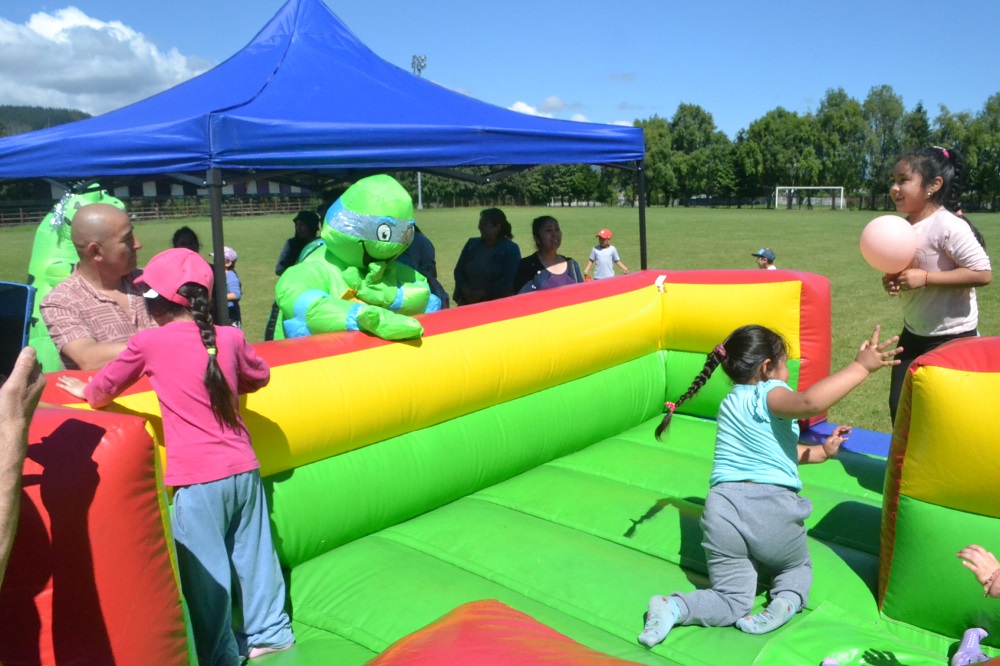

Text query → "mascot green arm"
[276,262,423,341]
[348,261,433,313]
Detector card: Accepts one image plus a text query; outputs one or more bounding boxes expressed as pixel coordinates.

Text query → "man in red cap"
[583,228,629,280]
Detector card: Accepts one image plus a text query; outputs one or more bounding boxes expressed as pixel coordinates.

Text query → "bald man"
[40,203,156,370]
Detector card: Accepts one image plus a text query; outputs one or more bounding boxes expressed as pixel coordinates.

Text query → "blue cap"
[752,248,775,262]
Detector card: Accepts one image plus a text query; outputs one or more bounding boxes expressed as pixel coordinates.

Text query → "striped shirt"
[40,266,157,369]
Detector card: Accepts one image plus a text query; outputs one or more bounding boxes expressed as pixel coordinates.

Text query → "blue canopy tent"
[0,0,647,317]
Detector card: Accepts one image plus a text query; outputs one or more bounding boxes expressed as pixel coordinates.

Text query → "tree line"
[398,85,1000,212]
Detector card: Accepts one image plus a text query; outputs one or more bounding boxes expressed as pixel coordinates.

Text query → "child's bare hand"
[856,325,902,373]
[958,544,1000,595]
[823,425,851,459]
[56,375,88,400]
[882,273,901,297]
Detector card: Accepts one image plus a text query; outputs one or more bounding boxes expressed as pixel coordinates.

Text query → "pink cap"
[597,228,612,239]
[135,248,213,306]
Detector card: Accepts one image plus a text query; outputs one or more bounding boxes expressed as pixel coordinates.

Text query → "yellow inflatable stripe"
[660,281,803,358]
[74,279,808,478]
[246,287,663,473]
[899,365,1000,517]
[87,287,660,477]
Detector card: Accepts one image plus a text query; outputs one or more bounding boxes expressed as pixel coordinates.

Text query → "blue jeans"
[172,470,293,665]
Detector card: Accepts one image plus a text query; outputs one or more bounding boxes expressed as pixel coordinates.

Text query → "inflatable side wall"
[881,336,1000,649]
[0,407,189,665]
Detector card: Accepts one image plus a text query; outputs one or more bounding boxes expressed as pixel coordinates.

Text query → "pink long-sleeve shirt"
[84,321,270,486]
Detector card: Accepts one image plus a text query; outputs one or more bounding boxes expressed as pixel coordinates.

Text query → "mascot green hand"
[26,186,125,371]
[275,174,438,341]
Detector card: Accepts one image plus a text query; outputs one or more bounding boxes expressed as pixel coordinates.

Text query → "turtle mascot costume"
[275,175,439,340]
[27,185,126,371]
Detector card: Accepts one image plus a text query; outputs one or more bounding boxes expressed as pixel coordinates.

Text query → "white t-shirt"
[902,208,991,336]
[589,245,620,279]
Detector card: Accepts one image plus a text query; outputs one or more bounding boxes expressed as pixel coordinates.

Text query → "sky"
[1,0,999,139]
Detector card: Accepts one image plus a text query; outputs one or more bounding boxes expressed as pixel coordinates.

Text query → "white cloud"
[570,113,589,122]
[0,7,210,115]
[538,95,566,113]
[611,120,634,127]
[509,101,553,118]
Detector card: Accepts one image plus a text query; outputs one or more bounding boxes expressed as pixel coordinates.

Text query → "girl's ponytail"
[178,283,240,430]
[905,146,985,248]
[655,345,725,440]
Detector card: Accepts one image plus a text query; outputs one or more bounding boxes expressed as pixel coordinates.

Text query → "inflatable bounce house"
[2,270,998,665]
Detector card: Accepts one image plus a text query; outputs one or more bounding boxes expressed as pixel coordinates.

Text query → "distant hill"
[0,105,91,137]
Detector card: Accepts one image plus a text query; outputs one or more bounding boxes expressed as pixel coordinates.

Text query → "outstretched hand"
[958,544,1000,597]
[855,325,902,373]
[822,425,851,459]
[55,375,88,400]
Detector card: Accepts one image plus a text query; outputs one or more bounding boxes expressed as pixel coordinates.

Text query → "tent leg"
[637,160,648,270]
[207,168,230,325]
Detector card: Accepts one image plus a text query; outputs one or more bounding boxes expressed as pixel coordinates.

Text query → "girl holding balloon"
[881,146,991,422]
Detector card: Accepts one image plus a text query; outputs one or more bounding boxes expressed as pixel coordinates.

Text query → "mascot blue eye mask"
[326,200,415,246]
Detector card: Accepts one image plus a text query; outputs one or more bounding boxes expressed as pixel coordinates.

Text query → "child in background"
[881,146,991,423]
[172,226,202,253]
[57,248,294,663]
[583,228,629,280]
[752,248,777,270]
[214,246,242,328]
[639,324,901,647]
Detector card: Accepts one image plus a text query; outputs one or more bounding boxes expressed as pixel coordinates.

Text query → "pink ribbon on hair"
[934,145,950,159]
[714,344,727,358]
[664,401,676,414]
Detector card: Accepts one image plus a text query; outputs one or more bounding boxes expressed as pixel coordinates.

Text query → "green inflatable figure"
[275,175,439,341]
[27,185,126,371]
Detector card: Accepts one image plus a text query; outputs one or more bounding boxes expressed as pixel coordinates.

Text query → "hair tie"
[956,209,963,217]
[713,344,727,358]
[664,401,676,414]
[934,145,950,159]
[206,347,217,356]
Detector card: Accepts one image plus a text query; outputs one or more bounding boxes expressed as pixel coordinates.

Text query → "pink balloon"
[860,215,917,273]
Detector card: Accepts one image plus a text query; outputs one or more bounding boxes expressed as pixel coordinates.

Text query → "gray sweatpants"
[673,481,813,627]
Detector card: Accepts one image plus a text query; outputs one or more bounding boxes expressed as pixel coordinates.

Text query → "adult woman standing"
[513,215,584,294]
[452,208,521,305]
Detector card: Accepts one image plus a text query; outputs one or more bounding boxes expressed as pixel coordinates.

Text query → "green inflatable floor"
[275,413,973,665]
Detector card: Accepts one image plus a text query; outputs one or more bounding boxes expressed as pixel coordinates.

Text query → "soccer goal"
[774,186,845,210]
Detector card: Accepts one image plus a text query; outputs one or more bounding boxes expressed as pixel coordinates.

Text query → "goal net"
[774,186,845,210]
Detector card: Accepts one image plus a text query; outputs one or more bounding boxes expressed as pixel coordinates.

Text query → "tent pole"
[207,168,230,325]
[637,159,648,270]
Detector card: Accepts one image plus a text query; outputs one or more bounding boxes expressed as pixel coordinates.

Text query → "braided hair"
[655,325,788,440]
[176,282,240,431]
[898,146,985,248]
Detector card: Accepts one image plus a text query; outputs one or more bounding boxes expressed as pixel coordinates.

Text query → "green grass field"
[3,205,997,434]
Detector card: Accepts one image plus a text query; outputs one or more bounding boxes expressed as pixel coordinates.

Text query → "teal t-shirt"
[710,379,801,490]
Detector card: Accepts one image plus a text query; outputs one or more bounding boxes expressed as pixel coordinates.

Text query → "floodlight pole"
[412,55,427,210]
